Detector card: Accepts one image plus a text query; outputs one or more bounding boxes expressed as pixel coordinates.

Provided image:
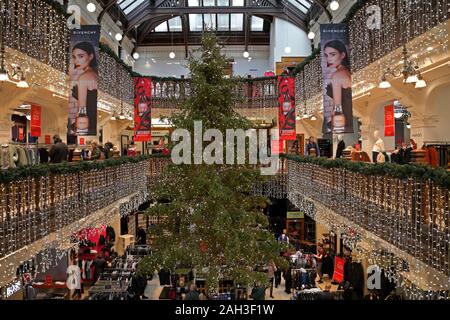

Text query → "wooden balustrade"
[149,78,278,109]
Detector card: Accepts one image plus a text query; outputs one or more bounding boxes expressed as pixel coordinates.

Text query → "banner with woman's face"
[320,24,354,134]
[278,76,297,141]
[133,77,152,142]
[68,25,100,138]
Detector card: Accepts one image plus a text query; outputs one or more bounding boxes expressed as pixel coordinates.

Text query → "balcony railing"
[1,155,449,279]
[0,157,152,259]
[150,77,278,109]
[286,158,450,277]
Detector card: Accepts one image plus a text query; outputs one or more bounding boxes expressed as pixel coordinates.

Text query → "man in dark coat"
[49,135,68,163]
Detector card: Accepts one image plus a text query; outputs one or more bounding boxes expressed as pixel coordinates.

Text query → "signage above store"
[287,211,304,219]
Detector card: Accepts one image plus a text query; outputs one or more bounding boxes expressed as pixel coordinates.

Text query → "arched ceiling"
[98,0,331,50]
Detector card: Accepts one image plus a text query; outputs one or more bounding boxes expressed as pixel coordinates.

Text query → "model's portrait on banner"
[68,25,100,137]
[133,77,152,142]
[320,24,354,134]
[278,76,296,141]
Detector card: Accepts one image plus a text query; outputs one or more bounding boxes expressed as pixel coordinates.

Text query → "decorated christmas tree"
[138,33,287,292]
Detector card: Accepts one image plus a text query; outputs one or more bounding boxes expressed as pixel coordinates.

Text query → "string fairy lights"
[295,0,448,118]
[285,159,450,300]
[0,158,151,286]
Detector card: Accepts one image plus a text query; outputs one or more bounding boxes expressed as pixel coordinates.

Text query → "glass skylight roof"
[286,0,313,14]
[117,0,146,15]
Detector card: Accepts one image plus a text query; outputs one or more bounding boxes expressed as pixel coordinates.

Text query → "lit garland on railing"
[1,0,69,73]
[99,49,134,112]
[0,156,174,285]
[285,156,450,299]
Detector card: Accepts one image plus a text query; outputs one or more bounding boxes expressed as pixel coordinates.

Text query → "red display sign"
[133,77,152,142]
[45,135,51,144]
[30,105,42,137]
[384,105,395,137]
[79,137,85,145]
[271,140,284,155]
[18,127,24,141]
[332,256,345,283]
[278,76,296,141]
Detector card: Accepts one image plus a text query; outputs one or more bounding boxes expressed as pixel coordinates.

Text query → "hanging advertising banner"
[320,24,354,134]
[271,140,284,155]
[332,256,345,283]
[278,76,296,141]
[133,77,152,142]
[30,105,41,137]
[68,25,100,138]
[384,105,395,137]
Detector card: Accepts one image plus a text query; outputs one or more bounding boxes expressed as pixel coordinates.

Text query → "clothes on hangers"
[1,144,19,169]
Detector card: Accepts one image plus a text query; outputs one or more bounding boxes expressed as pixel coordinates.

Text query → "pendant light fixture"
[330,0,339,11]
[169,15,175,59]
[87,3,96,13]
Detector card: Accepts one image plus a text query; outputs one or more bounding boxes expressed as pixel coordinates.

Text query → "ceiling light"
[0,68,8,81]
[378,75,391,89]
[296,115,301,121]
[330,0,339,11]
[145,61,151,68]
[405,74,418,83]
[169,51,176,59]
[243,51,249,58]
[394,112,403,119]
[284,46,292,54]
[415,74,427,88]
[17,77,29,88]
[115,33,123,41]
[427,46,433,51]
[133,52,140,60]
[310,116,317,121]
[379,80,391,89]
[86,3,96,12]
[308,31,315,40]
[19,104,31,109]
[406,123,411,129]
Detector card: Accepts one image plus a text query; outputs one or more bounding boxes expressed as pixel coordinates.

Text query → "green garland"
[0,154,170,184]
[282,154,450,188]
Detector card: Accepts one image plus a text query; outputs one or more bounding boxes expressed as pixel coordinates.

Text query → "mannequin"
[372,130,385,163]
[335,134,346,159]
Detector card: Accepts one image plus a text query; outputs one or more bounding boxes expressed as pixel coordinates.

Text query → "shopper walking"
[49,135,68,163]
[267,261,277,298]
[277,229,289,245]
[314,245,324,283]
[185,283,200,300]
